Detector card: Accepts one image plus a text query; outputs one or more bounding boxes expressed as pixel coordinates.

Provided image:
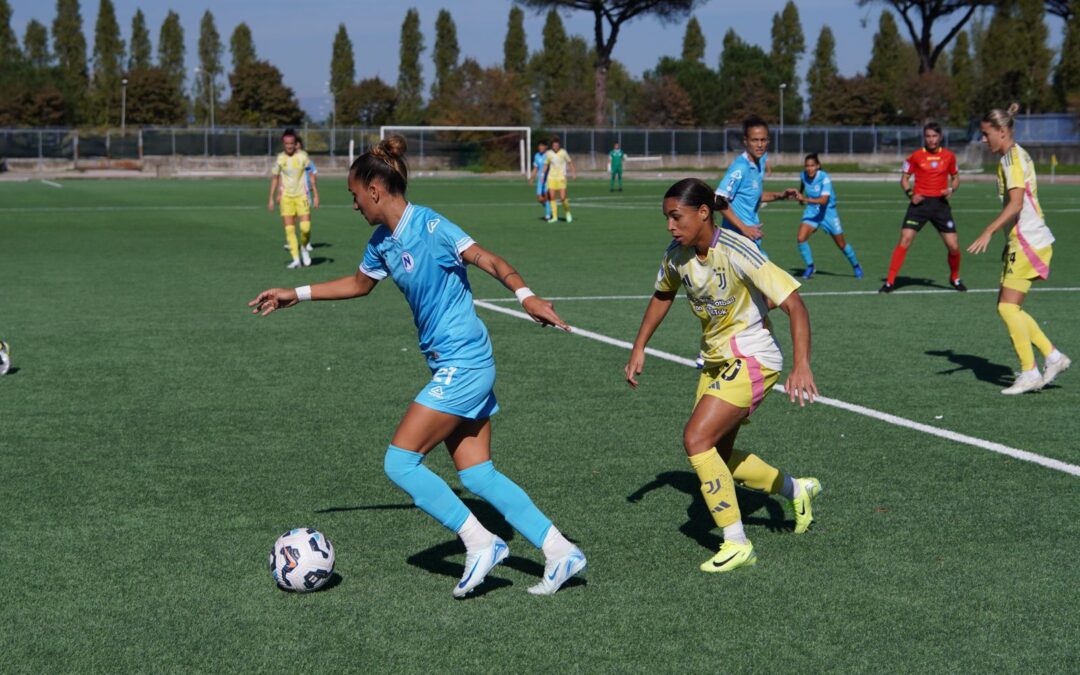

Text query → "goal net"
[377,126,531,175]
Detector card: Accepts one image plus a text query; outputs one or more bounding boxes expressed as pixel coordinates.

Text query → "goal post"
[379,126,532,175]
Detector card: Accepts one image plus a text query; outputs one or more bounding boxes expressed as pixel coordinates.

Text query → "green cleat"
[699,540,757,573]
[791,477,822,534]
[565,213,573,224]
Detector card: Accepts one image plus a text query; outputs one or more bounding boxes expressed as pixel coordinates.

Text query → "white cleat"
[1042,353,1071,387]
[305,243,314,253]
[1001,370,1043,395]
[282,243,290,251]
[300,247,312,267]
[453,537,509,598]
[528,546,587,596]
[286,259,302,270]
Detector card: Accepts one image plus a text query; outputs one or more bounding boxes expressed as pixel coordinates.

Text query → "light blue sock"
[384,445,470,532]
[458,460,552,548]
[842,243,860,267]
[797,242,814,267]
[544,200,552,218]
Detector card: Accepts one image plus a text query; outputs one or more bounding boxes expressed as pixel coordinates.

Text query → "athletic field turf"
[1,175,1077,672]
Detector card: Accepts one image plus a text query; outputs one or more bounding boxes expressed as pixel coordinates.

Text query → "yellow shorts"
[1001,242,1052,293]
[547,177,567,191]
[695,357,780,414]
[280,194,310,218]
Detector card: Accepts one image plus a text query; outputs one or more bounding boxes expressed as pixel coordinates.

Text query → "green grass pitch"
[1,173,1077,672]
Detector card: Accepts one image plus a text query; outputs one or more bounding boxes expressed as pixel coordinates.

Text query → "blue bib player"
[529,140,551,220]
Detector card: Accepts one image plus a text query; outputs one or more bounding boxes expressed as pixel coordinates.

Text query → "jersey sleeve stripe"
[455,236,475,254]
[359,264,387,280]
[717,231,767,266]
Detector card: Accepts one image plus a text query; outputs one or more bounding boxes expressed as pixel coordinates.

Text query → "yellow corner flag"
[1051,154,1059,167]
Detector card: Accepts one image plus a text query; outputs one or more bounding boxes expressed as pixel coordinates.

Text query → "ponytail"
[350,135,409,196]
[982,102,1021,131]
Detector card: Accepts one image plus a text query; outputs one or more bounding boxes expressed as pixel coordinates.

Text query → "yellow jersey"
[656,228,801,371]
[544,148,571,182]
[998,144,1055,249]
[272,149,311,199]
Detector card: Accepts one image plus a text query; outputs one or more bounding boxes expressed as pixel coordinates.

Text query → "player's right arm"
[900,153,921,204]
[249,270,378,316]
[268,173,280,211]
[625,289,677,388]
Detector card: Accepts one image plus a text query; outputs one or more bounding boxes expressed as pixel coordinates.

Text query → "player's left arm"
[777,291,817,406]
[462,243,569,331]
[309,169,320,209]
[946,156,960,196]
[568,154,577,180]
[967,187,1023,254]
[761,188,799,203]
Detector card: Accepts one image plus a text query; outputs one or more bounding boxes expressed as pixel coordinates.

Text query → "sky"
[7,0,1070,119]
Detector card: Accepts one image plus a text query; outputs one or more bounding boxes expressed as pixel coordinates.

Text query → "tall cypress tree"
[229,23,256,71]
[330,23,355,122]
[24,20,50,68]
[53,0,89,123]
[504,6,527,74]
[949,31,974,124]
[396,8,424,123]
[681,16,705,63]
[1015,0,1051,112]
[91,0,125,125]
[128,9,151,70]
[195,10,223,124]
[867,11,916,121]
[537,9,568,124]
[770,1,805,124]
[431,9,460,102]
[807,25,837,123]
[0,0,21,66]
[158,10,185,93]
[1054,2,1080,109]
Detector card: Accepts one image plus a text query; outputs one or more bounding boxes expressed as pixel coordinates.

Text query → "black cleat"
[878,282,895,294]
[951,279,968,292]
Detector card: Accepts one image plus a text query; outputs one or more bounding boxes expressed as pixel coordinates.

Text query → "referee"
[880,121,965,293]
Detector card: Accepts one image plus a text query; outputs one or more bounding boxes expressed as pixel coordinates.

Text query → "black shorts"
[902,197,956,234]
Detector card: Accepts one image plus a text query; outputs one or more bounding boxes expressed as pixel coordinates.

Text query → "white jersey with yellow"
[998,144,1054,250]
[656,228,801,371]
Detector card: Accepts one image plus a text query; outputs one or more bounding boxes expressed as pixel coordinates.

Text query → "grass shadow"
[925,349,1013,386]
[310,256,334,266]
[889,275,948,290]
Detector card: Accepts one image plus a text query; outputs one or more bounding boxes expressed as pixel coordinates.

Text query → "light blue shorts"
[802,208,843,236]
[536,180,547,197]
[414,364,499,419]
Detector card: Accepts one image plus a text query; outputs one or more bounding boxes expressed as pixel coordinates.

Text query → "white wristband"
[295,285,312,302]
[514,287,535,305]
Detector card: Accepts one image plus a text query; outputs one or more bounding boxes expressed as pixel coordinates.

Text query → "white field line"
[39,180,63,188]
[477,287,1080,303]
[473,299,1080,477]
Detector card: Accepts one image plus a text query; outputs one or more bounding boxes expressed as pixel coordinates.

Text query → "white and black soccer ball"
[269,528,335,592]
[0,340,10,376]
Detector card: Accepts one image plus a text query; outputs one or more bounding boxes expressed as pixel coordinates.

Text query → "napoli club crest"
[401,251,415,272]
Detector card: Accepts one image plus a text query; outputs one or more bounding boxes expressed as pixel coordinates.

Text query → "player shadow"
[786,267,854,279]
[309,256,334,266]
[886,275,949,290]
[310,242,332,249]
[626,471,788,551]
[2,367,19,376]
[925,349,1014,386]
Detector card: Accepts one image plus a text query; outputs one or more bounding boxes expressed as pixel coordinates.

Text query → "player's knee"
[458,460,496,494]
[997,302,1020,320]
[384,445,422,485]
[682,428,713,455]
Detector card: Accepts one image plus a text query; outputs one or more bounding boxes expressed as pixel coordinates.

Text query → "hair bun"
[1006,102,1021,116]
[377,135,407,160]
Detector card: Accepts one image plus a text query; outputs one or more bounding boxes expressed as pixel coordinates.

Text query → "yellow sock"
[551,199,559,220]
[688,448,741,528]
[285,225,300,260]
[299,220,311,248]
[563,198,570,215]
[1019,310,1053,358]
[998,302,1035,370]
[726,449,784,494]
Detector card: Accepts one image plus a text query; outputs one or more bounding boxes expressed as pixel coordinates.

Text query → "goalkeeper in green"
[609,142,624,192]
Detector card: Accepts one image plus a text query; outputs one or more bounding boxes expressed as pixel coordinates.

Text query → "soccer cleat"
[853,264,864,280]
[801,264,816,280]
[1042,353,1072,387]
[453,537,509,599]
[699,540,757,573]
[1002,370,1044,395]
[791,477,822,534]
[565,213,573,224]
[546,217,556,223]
[528,546,587,595]
[951,279,968,292]
[286,259,302,269]
[878,282,895,294]
[305,243,313,253]
[300,247,312,267]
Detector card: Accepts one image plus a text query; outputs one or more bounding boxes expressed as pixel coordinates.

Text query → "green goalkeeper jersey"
[609,148,624,171]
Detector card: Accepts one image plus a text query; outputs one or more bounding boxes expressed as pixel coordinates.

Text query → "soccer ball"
[0,341,10,376]
[269,528,335,592]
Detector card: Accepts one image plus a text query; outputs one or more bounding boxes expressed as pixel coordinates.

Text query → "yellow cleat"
[791,477,822,534]
[699,540,757,573]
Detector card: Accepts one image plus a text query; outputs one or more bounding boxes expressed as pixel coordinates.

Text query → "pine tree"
[718,29,783,124]
[867,11,917,121]
[431,9,460,102]
[681,15,705,63]
[504,6,527,74]
[536,9,569,124]
[769,1,804,124]
[53,0,89,123]
[396,8,424,124]
[24,20,51,68]
[158,10,185,92]
[1015,0,1051,112]
[807,25,838,123]
[91,0,125,125]
[0,0,21,66]
[1054,1,1080,109]
[229,23,256,71]
[949,31,974,125]
[222,60,303,127]
[194,11,223,126]
[128,9,152,70]
[330,24,355,123]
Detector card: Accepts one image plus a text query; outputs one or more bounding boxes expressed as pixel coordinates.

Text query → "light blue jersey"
[716,152,764,228]
[800,169,842,235]
[360,203,493,370]
[304,161,317,196]
[533,151,548,195]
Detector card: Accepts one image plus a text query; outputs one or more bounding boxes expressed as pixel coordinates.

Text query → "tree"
[24,20,51,69]
[128,9,151,70]
[867,10,918,121]
[949,30,974,124]
[53,0,89,123]
[1016,0,1053,112]
[124,66,185,124]
[652,55,721,126]
[396,8,425,124]
[770,1,805,124]
[194,10,223,125]
[504,6,528,74]
[811,75,887,124]
[222,60,302,127]
[807,25,838,123]
[633,74,695,126]
[718,30,783,125]
[429,58,531,126]
[519,0,699,126]
[338,77,397,127]
[229,23,256,71]
[0,0,20,66]
[682,15,705,63]
[530,9,571,124]
[977,0,1052,114]
[1055,1,1080,109]
[91,0,125,125]
[431,9,461,104]
[330,24,355,122]
[857,0,995,73]
[158,10,185,92]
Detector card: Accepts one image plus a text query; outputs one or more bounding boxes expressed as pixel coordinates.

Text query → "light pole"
[779,82,787,154]
[121,77,128,136]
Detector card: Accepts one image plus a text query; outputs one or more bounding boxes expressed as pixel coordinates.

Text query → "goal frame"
[378,125,532,175]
